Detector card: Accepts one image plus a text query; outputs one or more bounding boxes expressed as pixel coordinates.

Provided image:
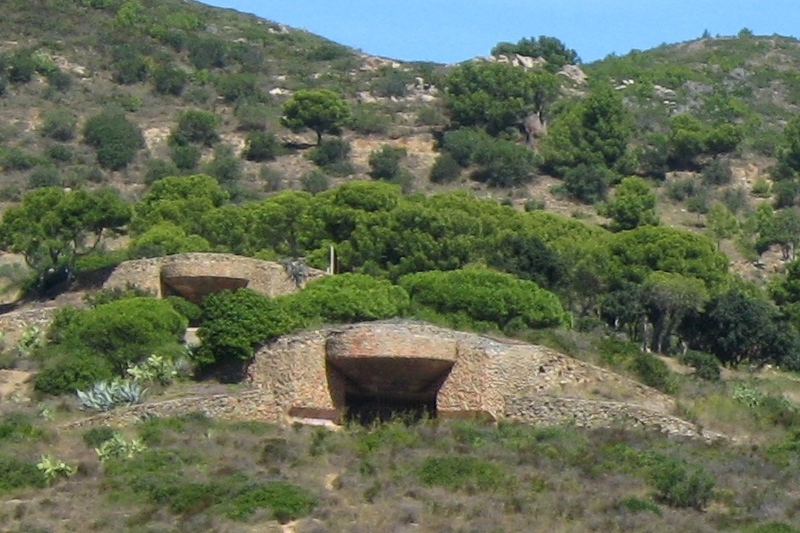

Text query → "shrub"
[224,482,317,523]
[0,456,46,493]
[7,50,36,83]
[721,186,749,214]
[235,102,271,131]
[752,177,772,197]
[83,107,144,170]
[399,267,570,331]
[701,158,733,185]
[214,72,260,103]
[128,222,211,259]
[46,143,74,163]
[112,49,149,85]
[170,109,220,146]
[46,69,72,92]
[416,105,447,127]
[648,457,715,510]
[165,296,202,324]
[188,35,227,70]
[169,144,201,171]
[261,166,284,192]
[205,144,242,184]
[144,159,179,184]
[40,108,77,141]
[57,297,187,373]
[347,104,391,135]
[472,138,538,188]
[0,412,45,443]
[630,352,677,393]
[563,164,613,203]
[419,456,507,493]
[300,170,330,194]
[28,166,61,189]
[152,65,188,96]
[243,130,279,162]
[369,145,407,181]
[288,274,409,324]
[34,353,115,396]
[196,289,300,367]
[82,426,117,448]
[3,148,43,170]
[617,496,662,515]
[441,127,493,167]
[773,180,800,208]
[429,153,461,184]
[309,138,351,168]
[678,350,721,381]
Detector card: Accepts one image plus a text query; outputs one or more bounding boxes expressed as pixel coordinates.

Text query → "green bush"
[701,158,733,185]
[369,145,407,181]
[83,107,144,170]
[288,274,409,324]
[234,103,271,131]
[82,426,117,448]
[309,138,351,168]
[165,296,202,324]
[214,72,260,103]
[399,267,570,331]
[429,153,461,184]
[300,170,330,194]
[419,456,508,493]
[223,482,317,523]
[54,297,187,373]
[28,166,61,189]
[648,457,715,510]
[46,143,74,163]
[170,109,220,146]
[472,138,538,188]
[46,69,72,92]
[188,35,227,70]
[243,130,279,162]
[347,104,391,135]
[196,289,300,367]
[7,50,36,83]
[40,108,77,141]
[152,65,188,96]
[563,164,614,204]
[0,412,45,443]
[128,222,210,259]
[144,159,179,184]
[617,496,662,515]
[441,127,493,167]
[34,352,115,396]
[3,148,44,170]
[205,144,242,184]
[169,144,201,171]
[0,456,46,493]
[631,352,677,393]
[678,350,721,381]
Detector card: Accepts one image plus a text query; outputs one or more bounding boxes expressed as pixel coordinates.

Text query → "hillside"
[5,2,800,532]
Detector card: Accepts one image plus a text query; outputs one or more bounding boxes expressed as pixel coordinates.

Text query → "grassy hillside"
[5,4,800,532]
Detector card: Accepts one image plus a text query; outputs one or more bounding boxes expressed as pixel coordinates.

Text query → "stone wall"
[103,253,325,301]
[505,396,723,442]
[63,319,713,440]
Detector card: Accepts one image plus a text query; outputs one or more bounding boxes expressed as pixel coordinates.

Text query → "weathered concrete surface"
[103,253,325,302]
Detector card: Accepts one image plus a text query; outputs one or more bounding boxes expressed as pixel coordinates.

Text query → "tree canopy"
[280,89,350,145]
[0,187,130,282]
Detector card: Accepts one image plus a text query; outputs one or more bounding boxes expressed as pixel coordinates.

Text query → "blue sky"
[201,1,800,64]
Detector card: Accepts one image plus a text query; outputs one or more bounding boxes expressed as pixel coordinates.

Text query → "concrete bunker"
[160,261,250,305]
[327,355,454,424]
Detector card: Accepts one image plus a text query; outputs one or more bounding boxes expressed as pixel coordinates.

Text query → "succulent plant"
[76,379,147,411]
[95,433,147,463]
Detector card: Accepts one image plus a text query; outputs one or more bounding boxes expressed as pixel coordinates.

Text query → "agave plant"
[95,433,147,463]
[37,455,76,484]
[76,379,147,411]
